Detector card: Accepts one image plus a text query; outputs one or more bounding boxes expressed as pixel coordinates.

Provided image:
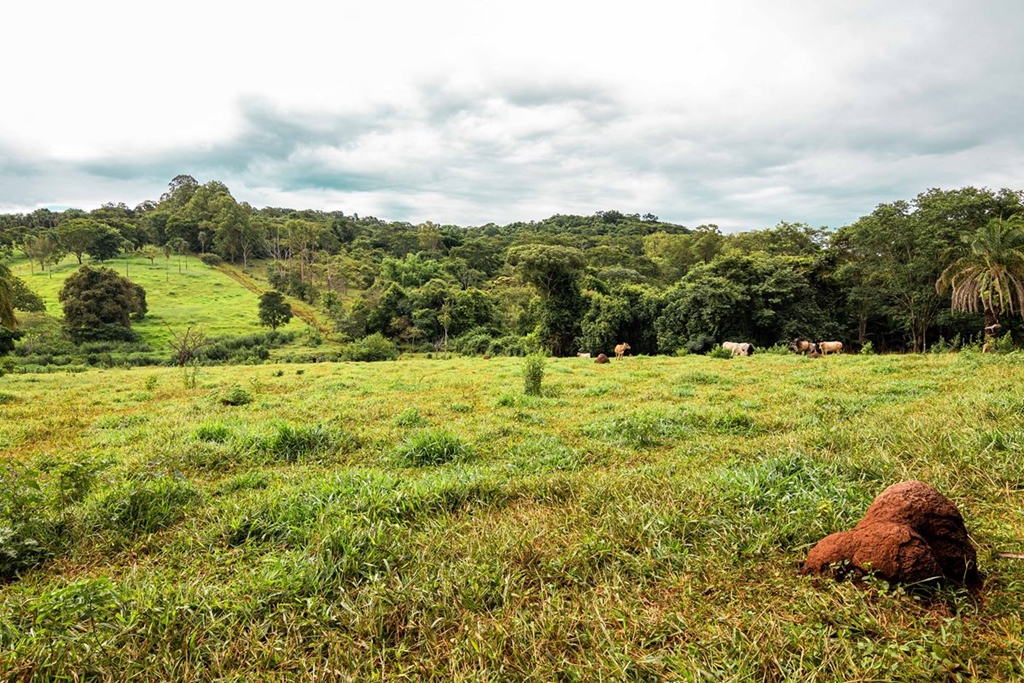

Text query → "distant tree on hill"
[258,291,293,330]
[59,265,146,342]
[56,218,107,265]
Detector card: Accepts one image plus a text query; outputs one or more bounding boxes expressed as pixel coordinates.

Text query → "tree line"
[2,176,1023,359]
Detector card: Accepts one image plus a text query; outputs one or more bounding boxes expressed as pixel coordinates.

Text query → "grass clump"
[394,407,427,427]
[88,473,199,537]
[194,421,233,442]
[219,384,252,406]
[261,422,355,463]
[0,467,65,580]
[522,354,545,396]
[394,429,473,466]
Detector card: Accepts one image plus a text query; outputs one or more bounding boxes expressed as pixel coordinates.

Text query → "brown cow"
[789,338,815,354]
[818,341,843,355]
[614,343,631,358]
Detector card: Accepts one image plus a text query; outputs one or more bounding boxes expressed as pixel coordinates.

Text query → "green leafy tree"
[937,217,1024,337]
[257,290,293,330]
[84,225,125,262]
[21,233,64,273]
[0,262,17,330]
[56,218,106,265]
[507,244,587,355]
[59,265,146,342]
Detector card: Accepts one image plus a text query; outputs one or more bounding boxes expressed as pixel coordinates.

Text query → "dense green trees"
[59,266,146,342]
[5,175,1024,360]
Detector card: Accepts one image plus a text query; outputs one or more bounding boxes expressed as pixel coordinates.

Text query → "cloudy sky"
[2,1,1022,231]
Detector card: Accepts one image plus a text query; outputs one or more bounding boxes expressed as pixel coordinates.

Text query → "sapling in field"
[522,354,545,396]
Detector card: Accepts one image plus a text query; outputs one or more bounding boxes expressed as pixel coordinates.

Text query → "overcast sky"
[1,1,1022,231]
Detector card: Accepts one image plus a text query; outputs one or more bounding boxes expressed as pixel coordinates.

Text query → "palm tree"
[937,217,1024,339]
[0,262,17,330]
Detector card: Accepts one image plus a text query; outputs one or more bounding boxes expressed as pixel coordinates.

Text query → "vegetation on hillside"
[3,179,1024,366]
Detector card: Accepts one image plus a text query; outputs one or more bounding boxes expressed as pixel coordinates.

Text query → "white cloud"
[1,0,1022,230]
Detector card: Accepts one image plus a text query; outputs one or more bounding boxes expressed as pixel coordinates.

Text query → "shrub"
[522,354,545,396]
[860,340,875,355]
[220,385,253,406]
[394,430,473,466]
[341,333,399,362]
[707,345,734,359]
[198,253,222,266]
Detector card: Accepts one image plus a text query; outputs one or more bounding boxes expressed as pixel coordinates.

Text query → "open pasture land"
[1,353,1023,680]
[8,254,301,349]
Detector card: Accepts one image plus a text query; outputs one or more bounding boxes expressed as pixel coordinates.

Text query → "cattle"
[818,341,843,355]
[577,352,591,358]
[595,353,610,364]
[722,341,755,356]
[789,338,815,354]
[614,343,631,359]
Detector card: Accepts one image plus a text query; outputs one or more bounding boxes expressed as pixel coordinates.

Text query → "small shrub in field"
[143,375,159,391]
[764,343,791,355]
[395,407,427,427]
[263,423,353,462]
[395,429,473,466]
[198,253,222,266]
[707,345,734,359]
[341,333,399,362]
[860,340,875,355]
[220,385,252,406]
[195,421,233,443]
[89,474,199,537]
[522,354,545,396]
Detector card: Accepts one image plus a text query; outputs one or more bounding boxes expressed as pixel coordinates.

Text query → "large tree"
[56,218,108,265]
[507,244,587,355]
[59,265,146,342]
[937,217,1024,337]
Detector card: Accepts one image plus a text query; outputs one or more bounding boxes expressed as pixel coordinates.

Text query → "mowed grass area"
[8,254,303,349]
[1,353,1023,681]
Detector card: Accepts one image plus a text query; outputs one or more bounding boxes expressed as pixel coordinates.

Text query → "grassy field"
[1,352,1023,680]
[8,254,306,350]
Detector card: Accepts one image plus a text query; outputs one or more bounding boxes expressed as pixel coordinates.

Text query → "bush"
[341,333,399,362]
[707,345,734,359]
[523,354,545,396]
[220,385,253,406]
[198,253,223,266]
[685,334,716,355]
[394,430,473,466]
[860,340,875,355]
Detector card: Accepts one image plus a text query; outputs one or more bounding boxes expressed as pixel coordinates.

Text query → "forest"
[3,175,1024,363]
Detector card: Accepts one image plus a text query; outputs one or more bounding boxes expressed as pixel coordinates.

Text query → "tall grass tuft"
[522,354,545,396]
[394,429,473,466]
[88,473,199,537]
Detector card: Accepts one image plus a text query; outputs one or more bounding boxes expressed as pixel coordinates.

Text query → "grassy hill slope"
[0,352,1021,680]
[9,254,311,351]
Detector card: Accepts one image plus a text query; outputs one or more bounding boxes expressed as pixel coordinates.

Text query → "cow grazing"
[577,352,591,358]
[722,341,755,356]
[789,338,815,354]
[595,353,610,364]
[614,343,631,359]
[818,341,843,355]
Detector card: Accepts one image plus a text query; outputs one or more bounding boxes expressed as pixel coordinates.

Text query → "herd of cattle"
[578,338,843,359]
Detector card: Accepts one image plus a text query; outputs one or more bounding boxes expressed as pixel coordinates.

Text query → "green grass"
[7,253,302,349]
[0,353,1022,680]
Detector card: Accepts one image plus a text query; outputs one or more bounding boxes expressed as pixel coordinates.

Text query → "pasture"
[1,352,1022,680]
[7,254,303,349]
